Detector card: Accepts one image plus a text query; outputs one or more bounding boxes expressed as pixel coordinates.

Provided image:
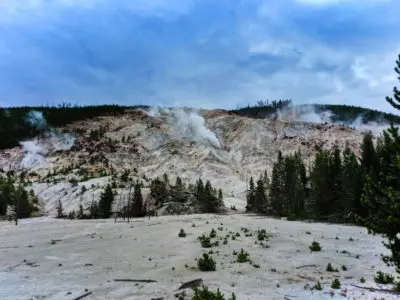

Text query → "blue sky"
[0,0,399,112]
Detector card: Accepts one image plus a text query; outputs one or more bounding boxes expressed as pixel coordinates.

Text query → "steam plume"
[147,107,221,148]
[20,111,75,170]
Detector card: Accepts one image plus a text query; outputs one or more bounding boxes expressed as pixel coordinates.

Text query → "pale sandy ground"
[0,214,399,300]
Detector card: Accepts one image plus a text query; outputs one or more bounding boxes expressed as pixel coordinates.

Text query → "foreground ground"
[0,214,398,300]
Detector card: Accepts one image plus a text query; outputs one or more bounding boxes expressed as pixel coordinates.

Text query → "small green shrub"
[257,229,268,241]
[326,263,338,272]
[236,249,250,263]
[210,229,217,238]
[374,271,394,284]
[306,231,311,235]
[197,253,216,271]
[198,235,212,248]
[252,263,260,268]
[360,277,366,283]
[341,265,347,271]
[312,281,322,291]
[178,229,187,238]
[231,235,236,241]
[349,237,354,242]
[230,205,237,211]
[235,232,240,237]
[223,239,228,245]
[192,285,236,300]
[393,281,400,292]
[309,241,322,252]
[331,279,341,289]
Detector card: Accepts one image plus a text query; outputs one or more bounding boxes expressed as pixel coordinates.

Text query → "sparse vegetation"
[197,253,216,271]
[198,235,212,248]
[236,249,250,263]
[360,277,366,283]
[210,228,217,238]
[374,271,394,284]
[309,241,322,252]
[192,285,236,300]
[178,229,187,238]
[331,279,341,289]
[312,281,323,291]
[326,263,339,272]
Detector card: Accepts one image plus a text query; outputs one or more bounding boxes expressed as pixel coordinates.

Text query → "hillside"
[0,107,369,215]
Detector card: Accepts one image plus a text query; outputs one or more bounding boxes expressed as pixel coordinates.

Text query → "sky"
[0,0,399,112]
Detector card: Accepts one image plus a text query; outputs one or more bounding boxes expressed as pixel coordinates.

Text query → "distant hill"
[1,101,398,150]
[229,100,400,124]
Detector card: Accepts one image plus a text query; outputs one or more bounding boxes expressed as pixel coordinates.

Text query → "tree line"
[56,173,225,220]
[0,104,143,150]
[246,131,379,222]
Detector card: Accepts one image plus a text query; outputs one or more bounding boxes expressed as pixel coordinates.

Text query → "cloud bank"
[0,0,399,112]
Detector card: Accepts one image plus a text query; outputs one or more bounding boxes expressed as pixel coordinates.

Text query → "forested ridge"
[1,101,398,150]
[0,104,147,150]
[230,100,400,124]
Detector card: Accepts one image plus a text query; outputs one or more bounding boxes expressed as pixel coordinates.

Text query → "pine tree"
[150,177,169,207]
[309,150,331,219]
[246,177,256,211]
[78,204,84,219]
[17,187,32,219]
[328,146,343,214]
[361,53,400,272]
[131,182,143,217]
[254,178,267,212]
[269,153,285,216]
[218,189,223,201]
[56,199,64,218]
[360,131,377,174]
[201,180,223,213]
[99,184,114,218]
[341,147,363,217]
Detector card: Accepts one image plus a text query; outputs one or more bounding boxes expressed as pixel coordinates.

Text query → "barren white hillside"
[0,214,396,300]
[0,108,366,214]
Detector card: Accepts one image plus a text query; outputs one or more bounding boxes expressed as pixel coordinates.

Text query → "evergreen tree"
[341,147,363,217]
[361,53,400,272]
[360,131,377,174]
[78,204,84,219]
[56,199,64,218]
[218,188,223,201]
[309,150,331,218]
[328,146,343,214]
[196,180,223,213]
[99,184,114,218]
[254,178,267,212]
[16,187,32,219]
[246,177,256,211]
[150,177,169,207]
[269,151,285,216]
[131,182,144,217]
